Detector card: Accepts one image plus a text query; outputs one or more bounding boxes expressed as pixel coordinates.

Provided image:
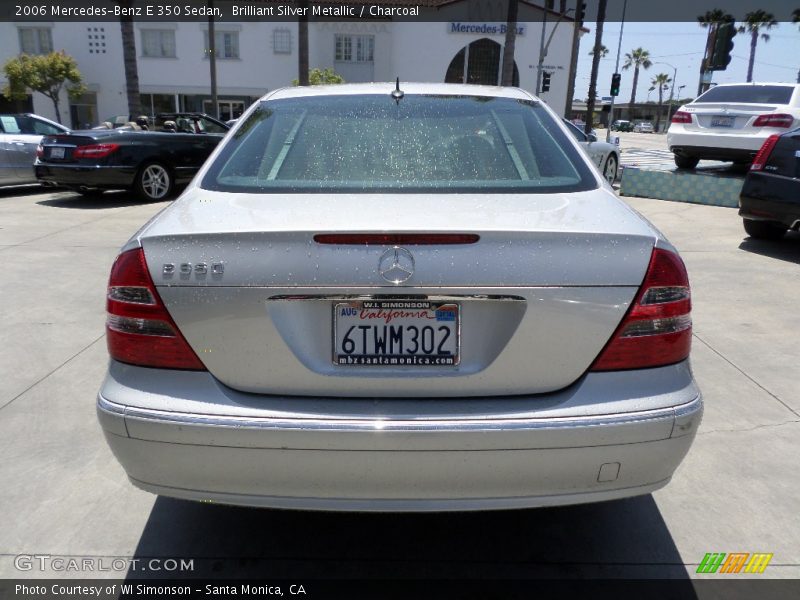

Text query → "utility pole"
[606,0,627,142]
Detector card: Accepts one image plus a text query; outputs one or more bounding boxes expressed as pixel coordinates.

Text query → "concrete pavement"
[0,188,797,580]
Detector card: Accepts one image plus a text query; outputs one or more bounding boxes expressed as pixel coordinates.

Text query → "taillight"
[36,144,44,158]
[74,143,119,159]
[591,248,691,371]
[671,111,692,124]
[750,134,780,171]
[106,248,206,370]
[752,113,794,128]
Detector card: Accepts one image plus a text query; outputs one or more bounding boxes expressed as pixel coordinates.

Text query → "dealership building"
[0,0,582,128]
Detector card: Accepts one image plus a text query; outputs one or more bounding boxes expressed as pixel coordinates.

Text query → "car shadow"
[0,184,54,199]
[739,231,800,265]
[124,494,695,589]
[36,191,159,209]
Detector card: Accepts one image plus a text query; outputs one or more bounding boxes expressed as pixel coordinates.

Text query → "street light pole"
[606,0,628,142]
[535,6,574,95]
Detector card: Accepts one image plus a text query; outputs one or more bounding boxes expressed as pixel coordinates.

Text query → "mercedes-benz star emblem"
[378,246,415,284]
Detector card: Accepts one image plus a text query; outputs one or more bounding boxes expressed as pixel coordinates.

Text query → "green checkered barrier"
[620,167,744,208]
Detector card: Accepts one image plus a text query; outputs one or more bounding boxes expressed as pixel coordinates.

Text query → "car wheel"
[674,155,699,169]
[743,219,786,240]
[135,162,174,201]
[603,154,618,184]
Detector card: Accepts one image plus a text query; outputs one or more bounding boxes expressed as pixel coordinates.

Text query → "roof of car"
[265,83,537,102]
[709,82,800,88]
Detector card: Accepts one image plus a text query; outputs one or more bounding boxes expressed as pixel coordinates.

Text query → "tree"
[115,1,141,118]
[292,68,344,86]
[589,44,609,58]
[651,72,672,131]
[738,10,777,82]
[585,0,608,135]
[501,0,519,86]
[622,47,652,106]
[297,0,309,86]
[2,51,86,124]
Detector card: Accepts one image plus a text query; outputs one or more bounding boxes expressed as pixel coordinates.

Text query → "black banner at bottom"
[2,579,800,600]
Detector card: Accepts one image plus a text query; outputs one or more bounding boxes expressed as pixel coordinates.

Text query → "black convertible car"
[739,128,800,239]
[34,114,229,201]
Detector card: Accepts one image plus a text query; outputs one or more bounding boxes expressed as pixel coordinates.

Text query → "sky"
[573,20,800,103]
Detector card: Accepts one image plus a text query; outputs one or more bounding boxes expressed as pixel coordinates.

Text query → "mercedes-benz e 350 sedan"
[98,83,702,511]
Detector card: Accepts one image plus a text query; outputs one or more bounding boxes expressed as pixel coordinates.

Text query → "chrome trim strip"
[34,163,131,170]
[97,394,702,434]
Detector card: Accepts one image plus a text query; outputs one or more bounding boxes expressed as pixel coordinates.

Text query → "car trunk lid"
[136,189,659,397]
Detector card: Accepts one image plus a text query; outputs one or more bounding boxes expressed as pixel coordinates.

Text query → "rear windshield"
[201,94,597,194]
[694,85,794,105]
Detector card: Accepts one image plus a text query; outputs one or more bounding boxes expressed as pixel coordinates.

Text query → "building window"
[18,27,53,55]
[205,31,239,59]
[335,35,374,63]
[87,27,106,54]
[273,29,291,54]
[141,29,176,58]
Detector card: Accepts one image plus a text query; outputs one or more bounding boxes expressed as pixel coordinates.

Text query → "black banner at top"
[2,0,799,23]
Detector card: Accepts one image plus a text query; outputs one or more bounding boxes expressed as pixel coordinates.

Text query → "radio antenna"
[391,77,404,103]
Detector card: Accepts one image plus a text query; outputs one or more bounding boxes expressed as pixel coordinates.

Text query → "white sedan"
[562,119,620,183]
[667,82,800,169]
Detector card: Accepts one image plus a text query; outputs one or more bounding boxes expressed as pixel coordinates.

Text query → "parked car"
[667,82,800,169]
[97,83,701,511]
[34,117,229,200]
[611,120,633,132]
[101,112,228,134]
[563,118,620,183]
[0,114,69,187]
[739,127,800,239]
[634,121,655,133]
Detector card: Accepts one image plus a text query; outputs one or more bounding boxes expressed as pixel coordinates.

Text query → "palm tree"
[115,0,141,118]
[622,48,652,106]
[738,11,777,82]
[501,0,518,86]
[589,44,609,58]
[584,0,608,135]
[297,0,309,85]
[651,72,672,131]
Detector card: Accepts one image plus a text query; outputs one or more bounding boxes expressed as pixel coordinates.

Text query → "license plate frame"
[49,147,65,159]
[333,299,460,367]
[710,116,735,128]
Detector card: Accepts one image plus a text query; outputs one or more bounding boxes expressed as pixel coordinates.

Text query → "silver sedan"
[0,114,68,186]
[98,83,702,511]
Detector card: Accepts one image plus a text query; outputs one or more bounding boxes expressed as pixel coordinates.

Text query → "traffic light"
[577,2,587,23]
[542,72,551,93]
[610,73,621,96]
[707,23,735,71]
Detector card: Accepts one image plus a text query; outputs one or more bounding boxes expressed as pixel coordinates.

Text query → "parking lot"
[0,186,798,580]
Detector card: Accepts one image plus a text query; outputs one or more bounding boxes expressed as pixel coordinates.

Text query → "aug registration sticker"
[333,300,460,366]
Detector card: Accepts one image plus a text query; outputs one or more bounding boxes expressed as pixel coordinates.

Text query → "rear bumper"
[667,130,773,160]
[34,163,135,190]
[97,361,702,511]
[740,172,800,228]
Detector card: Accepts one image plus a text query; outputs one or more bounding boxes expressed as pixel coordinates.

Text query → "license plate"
[710,116,734,128]
[333,300,460,366]
[49,147,65,159]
